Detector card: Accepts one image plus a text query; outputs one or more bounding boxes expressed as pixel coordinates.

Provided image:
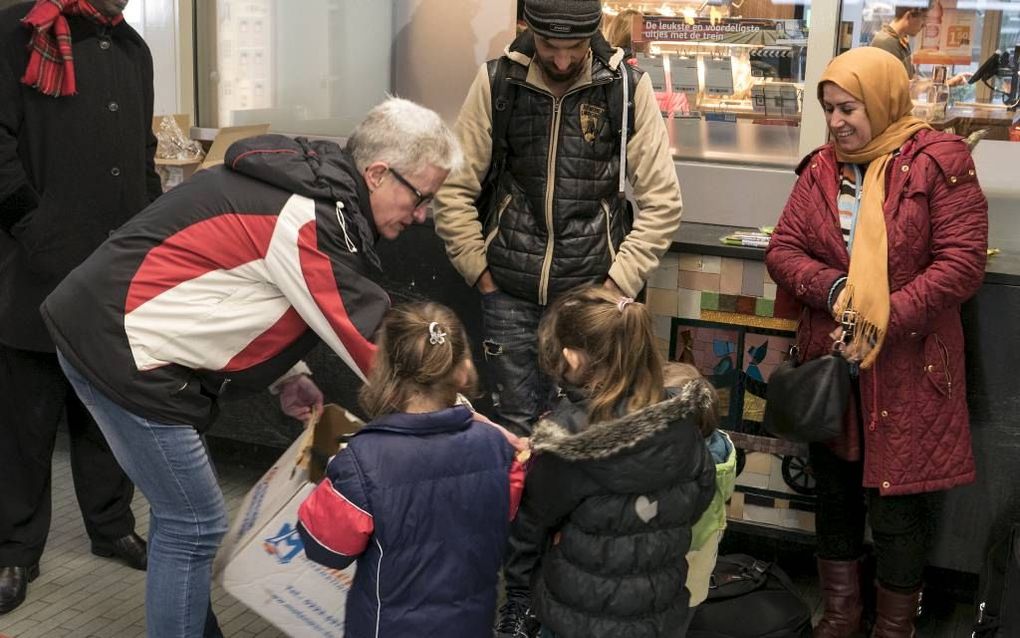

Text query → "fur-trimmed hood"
[507,378,718,635]
[531,379,716,466]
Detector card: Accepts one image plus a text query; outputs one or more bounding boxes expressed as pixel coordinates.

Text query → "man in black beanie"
[434,2,682,432]
[522,0,603,85]
[435,3,684,630]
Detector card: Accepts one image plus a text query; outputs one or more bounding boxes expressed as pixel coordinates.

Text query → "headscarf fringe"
[837,283,887,370]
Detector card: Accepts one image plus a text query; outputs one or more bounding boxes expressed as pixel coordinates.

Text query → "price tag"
[704,57,734,96]
[670,55,700,94]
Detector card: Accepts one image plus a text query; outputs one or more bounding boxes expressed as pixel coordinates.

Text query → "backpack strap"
[591,31,641,197]
[487,56,515,178]
[607,60,641,197]
[607,60,640,143]
[475,56,516,223]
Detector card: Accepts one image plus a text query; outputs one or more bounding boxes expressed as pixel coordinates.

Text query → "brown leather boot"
[813,558,865,638]
[871,583,922,638]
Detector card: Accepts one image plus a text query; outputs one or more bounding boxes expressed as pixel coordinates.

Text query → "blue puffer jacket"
[297,406,521,637]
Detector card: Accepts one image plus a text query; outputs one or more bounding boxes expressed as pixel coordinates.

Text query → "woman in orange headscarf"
[766,47,988,638]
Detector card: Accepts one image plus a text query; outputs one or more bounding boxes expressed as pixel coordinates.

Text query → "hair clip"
[428,321,447,345]
[617,297,635,313]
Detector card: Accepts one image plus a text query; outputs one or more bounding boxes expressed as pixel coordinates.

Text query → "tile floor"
[0,431,978,637]
[0,432,285,638]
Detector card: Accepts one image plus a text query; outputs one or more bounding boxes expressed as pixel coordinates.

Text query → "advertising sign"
[914,8,975,66]
[637,17,777,44]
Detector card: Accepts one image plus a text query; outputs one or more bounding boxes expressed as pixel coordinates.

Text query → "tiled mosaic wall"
[730,452,816,533]
[647,252,815,537]
[647,253,796,358]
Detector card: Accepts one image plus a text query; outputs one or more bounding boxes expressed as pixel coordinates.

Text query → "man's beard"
[537,57,584,84]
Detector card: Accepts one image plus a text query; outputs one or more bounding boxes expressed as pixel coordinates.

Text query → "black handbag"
[763,348,850,443]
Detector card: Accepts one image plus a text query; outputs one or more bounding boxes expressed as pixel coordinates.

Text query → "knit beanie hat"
[524,0,602,39]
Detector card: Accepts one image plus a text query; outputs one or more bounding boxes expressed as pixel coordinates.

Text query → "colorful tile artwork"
[671,323,741,421]
[669,318,796,438]
[651,253,817,537]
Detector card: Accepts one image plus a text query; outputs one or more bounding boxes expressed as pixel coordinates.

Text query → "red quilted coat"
[765,129,988,496]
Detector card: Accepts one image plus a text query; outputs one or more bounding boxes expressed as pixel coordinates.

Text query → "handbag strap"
[790,312,859,365]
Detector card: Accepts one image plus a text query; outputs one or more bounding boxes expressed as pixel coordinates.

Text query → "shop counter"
[928,104,1020,141]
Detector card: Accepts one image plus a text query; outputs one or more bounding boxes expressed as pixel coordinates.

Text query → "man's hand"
[948,72,972,88]
[278,374,324,422]
[477,270,499,295]
[603,278,623,297]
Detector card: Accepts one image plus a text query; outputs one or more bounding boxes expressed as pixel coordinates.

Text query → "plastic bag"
[155,115,205,162]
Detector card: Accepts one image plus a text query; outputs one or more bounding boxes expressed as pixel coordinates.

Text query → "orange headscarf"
[817,47,931,368]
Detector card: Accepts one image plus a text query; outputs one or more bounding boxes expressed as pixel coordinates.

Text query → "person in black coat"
[497,285,716,638]
[0,0,159,614]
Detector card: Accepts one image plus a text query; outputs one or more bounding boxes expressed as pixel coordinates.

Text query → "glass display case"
[841,0,1020,141]
[529,1,1020,166]
[601,1,814,166]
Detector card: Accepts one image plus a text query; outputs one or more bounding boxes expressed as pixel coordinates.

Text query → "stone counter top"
[670,222,1020,287]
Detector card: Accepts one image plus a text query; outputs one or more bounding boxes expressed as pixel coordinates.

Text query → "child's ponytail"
[539,285,664,423]
[359,302,474,418]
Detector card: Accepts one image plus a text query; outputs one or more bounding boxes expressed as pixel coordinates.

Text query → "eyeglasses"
[388,168,434,210]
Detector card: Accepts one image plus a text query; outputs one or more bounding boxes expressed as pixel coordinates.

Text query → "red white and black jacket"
[42,135,389,430]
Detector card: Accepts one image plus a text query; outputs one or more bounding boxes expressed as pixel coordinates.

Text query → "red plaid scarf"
[20,0,124,97]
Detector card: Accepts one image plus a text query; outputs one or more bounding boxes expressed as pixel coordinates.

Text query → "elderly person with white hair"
[40,97,461,638]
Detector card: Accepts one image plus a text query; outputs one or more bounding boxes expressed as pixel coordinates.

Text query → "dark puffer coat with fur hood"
[504,381,717,638]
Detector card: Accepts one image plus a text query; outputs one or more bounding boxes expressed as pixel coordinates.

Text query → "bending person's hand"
[843,337,875,364]
[278,374,324,422]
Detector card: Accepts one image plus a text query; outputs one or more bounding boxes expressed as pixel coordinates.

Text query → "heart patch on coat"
[634,495,658,523]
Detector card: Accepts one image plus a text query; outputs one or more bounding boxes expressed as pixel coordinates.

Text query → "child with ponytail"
[298,301,525,638]
[496,285,717,638]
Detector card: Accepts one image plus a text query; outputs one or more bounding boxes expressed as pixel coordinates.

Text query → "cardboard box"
[214,405,362,637]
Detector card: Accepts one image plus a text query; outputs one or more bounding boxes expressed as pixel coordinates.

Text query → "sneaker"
[495,597,540,638]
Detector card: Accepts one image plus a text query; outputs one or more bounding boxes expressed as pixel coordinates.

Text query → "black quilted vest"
[484,34,635,305]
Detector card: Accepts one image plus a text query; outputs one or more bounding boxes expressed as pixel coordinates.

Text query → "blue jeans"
[58,352,228,638]
[480,290,558,436]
